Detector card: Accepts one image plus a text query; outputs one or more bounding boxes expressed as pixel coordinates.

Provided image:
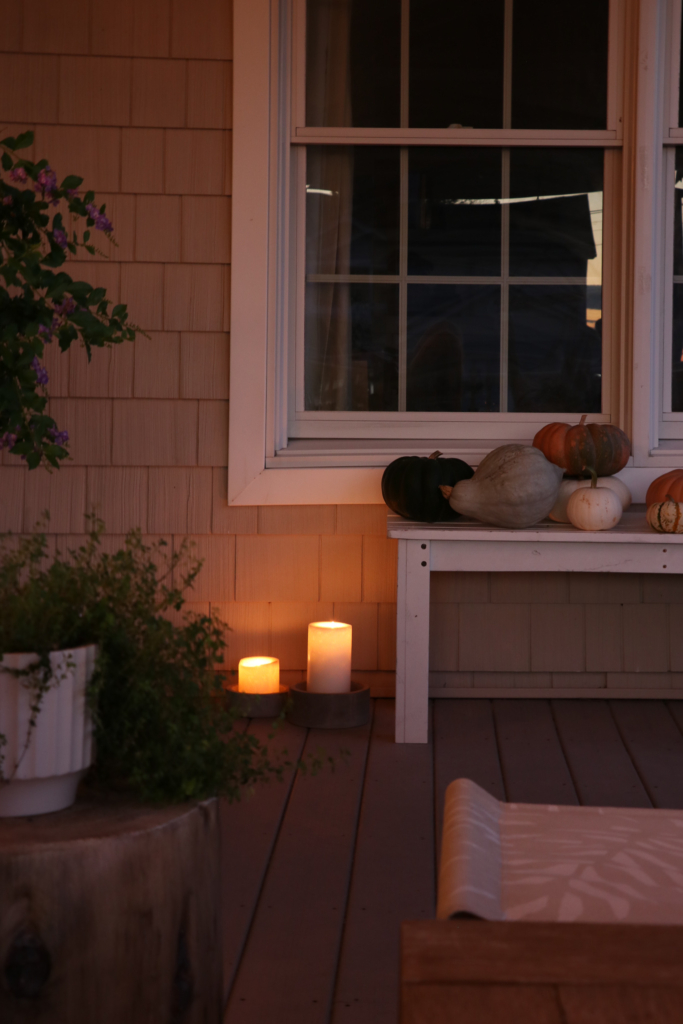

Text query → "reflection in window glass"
[305,283,399,411]
[511,0,608,130]
[408,149,502,276]
[306,0,400,127]
[409,0,504,129]
[509,286,602,412]
[509,148,603,277]
[303,147,603,413]
[306,147,400,277]
[407,286,500,412]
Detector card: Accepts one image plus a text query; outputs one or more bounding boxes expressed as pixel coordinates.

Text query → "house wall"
[0,0,680,696]
[0,0,398,693]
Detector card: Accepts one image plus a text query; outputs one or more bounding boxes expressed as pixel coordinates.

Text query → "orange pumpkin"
[532,415,631,477]
[645,469,683,507]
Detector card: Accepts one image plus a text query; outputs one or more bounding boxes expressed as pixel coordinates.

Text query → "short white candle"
[307,621,352,693]
[238,656,280,694]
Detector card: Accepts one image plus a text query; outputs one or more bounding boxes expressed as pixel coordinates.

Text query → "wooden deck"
[218,698,683,1024]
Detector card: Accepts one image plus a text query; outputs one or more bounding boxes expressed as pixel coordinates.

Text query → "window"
[229,0,680,505]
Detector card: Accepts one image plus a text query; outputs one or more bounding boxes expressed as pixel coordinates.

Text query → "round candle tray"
[224,684,289,718]
[286,681,370,729]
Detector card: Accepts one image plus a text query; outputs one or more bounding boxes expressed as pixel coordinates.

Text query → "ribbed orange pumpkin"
[645,469,683,507]
[532,415,631,477]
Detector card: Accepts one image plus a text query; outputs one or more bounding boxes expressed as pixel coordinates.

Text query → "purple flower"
[2,195,11,206]
[0,433,17,451]
[38,324,53,341]
[31,356,49,386]
[53,295,76,317]
[53,228,68,249]
[47,428,69,446]
[9,166,27,183]
[66,189,77,199]
[36,165,57,197]
[85,202,113,233]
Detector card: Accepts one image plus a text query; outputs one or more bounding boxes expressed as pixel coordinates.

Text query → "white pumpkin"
[566,473,622,531]
[549,475,632,523]
[646,496,683,534]
[439,444,563,528]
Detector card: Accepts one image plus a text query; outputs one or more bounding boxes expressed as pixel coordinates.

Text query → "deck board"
[492,699,579,804]
[223,720,371,1024]
[610,700,683,808]
[550,700,652,808]
[220,697,683,1022]
[219,719,307,1001]
[330,701,435,1024]
[433,699,505,854]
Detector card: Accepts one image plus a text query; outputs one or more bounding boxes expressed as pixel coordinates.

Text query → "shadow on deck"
[219,698,683,1024]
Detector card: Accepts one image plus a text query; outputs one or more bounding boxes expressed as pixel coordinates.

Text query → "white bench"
[389,510,683,743]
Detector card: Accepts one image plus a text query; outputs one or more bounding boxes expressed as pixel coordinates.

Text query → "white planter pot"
[0,643,96,817]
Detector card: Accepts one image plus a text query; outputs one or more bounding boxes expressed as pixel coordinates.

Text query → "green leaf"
[60,174,83,191]
[13,131,34,151]
[1,153,11,171]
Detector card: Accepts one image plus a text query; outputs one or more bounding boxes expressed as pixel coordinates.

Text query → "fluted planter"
[0,644,96,817]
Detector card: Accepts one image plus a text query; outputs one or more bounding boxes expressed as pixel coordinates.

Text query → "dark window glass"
[407,286,500,411]
[508,286,602,412]
[511,0,609,129]
[306,147,400,276]
[305,283,399,410]
[410,0,505,128]
[673,149,683,410]
[673,285,683,412]
[679,14,683,127]
[408,149,502,275]
[509,149,603,277]
[306,0,400,127]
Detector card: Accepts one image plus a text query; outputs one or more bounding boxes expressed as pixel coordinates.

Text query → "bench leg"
[395,539,431,743]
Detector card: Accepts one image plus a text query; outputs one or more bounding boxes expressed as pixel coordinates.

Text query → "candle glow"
[307,621,352,693]
[238,656,280,694]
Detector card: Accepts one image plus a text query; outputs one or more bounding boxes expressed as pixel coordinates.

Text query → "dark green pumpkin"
[381,451,474,522]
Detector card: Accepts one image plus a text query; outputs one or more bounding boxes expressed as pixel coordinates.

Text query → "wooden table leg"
[396,539,431,744]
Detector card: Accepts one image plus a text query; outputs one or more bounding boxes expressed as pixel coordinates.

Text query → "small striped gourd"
[646,495,683,534]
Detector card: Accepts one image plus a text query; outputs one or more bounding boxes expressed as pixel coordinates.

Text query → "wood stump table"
[0,796,221,1024]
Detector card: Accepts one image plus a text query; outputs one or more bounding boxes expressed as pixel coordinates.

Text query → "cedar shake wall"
[0,0,397,693]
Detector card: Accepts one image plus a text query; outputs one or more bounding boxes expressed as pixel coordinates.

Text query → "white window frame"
[230,0,681,505]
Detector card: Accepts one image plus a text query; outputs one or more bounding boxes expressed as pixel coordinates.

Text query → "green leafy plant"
[0,520,283,802]
[0,131,139,468]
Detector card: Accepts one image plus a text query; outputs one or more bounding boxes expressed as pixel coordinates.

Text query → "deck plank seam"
[549,699,586,807]
[222,719,310,1014]
[607,700,658,808]
[326,700,376,1024]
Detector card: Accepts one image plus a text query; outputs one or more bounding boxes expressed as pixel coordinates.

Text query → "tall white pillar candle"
[238,656,280,694]
[307,621,352,693]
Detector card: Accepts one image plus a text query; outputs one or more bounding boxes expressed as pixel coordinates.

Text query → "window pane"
[306,0,400,127]
[306,147,400,276]
[509,149,603,278]
[511,0,609,129]
[509,286,602,412]
[407,286,500,411]
[674,150,683,410]
[408,149,502,276]
[673,285,683,413]
[305,283,399,410]
[679,12,683,127]
[409,0,504,129]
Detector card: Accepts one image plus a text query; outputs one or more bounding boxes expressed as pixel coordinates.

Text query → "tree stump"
[0,796,221,1023]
